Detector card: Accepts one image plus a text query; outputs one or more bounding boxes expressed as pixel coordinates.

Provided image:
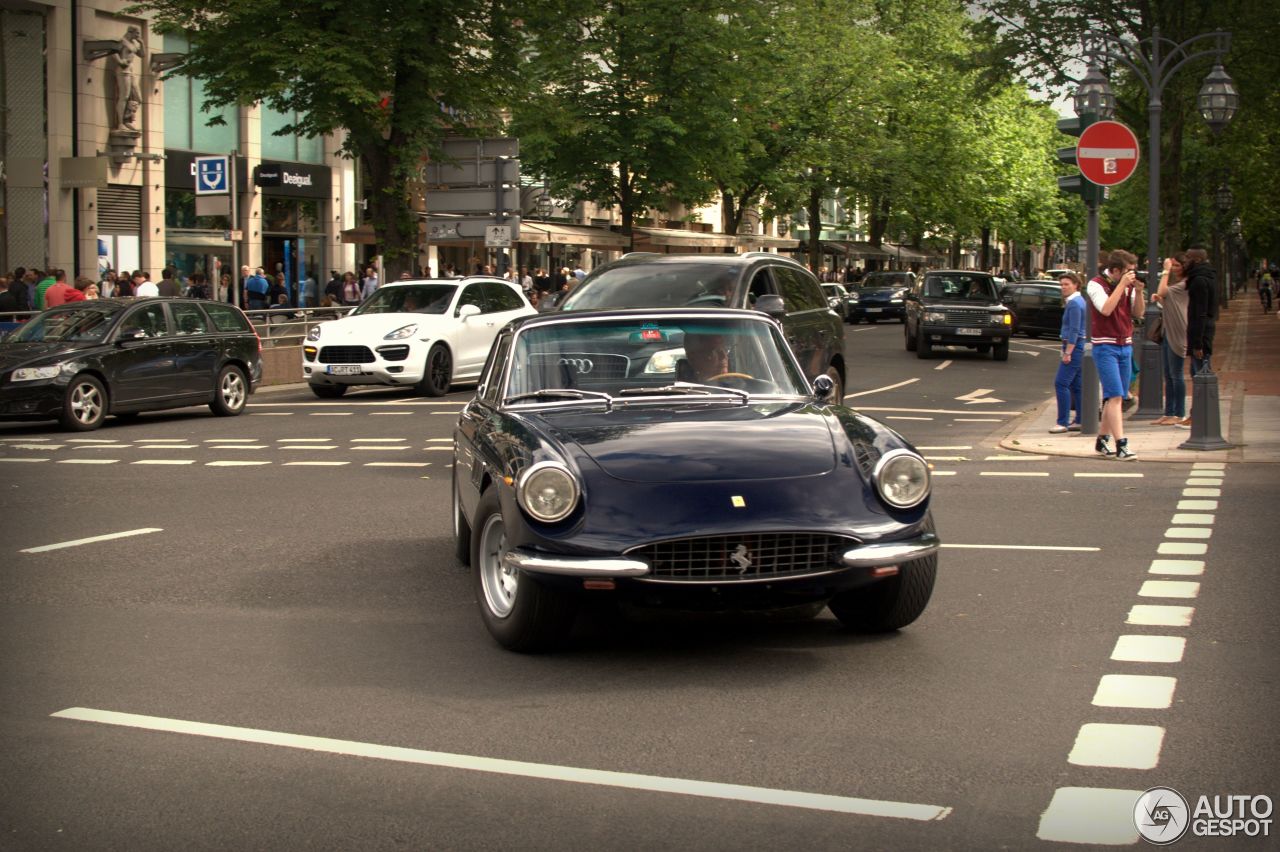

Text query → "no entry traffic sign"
[1077,120,1140,186]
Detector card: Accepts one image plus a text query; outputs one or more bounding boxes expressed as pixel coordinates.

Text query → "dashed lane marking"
[1111,635,1186,663]
[1177,499,1217,511]
[930,471,957,476]
[206,461,271,467]
[1126,604,1193,627]
[1171,513,1214,525]
[280,445,339,451]
[205,438,259,443]
[248,401,463,407]
[916,445,972,451]
[1091,674,1176,709]
[858,406,1021,416]
[284,461,351,467]
[136,438,187,443]
[0,437,50,441]
[351,438,406,442]
[353,446,411,451]
[1185,478,1223,487]
[922,455,965,461]
[952,418,1001,422]
[370,412,415,415]
[1138,580,1200,599]
[72,443,131,449]
[984,454,1049,461]
[1037,787,1141,844]
[56,459,118,465]
[942,544,1099,552]
[250,412,293,415]
[1164,527,1211,539]
[20,527,163,554]
[208,445,266,450]
[132,460,195,465]
[364,462,432,468]
[1157,542,1207,555]
[66,438,117,443]
[1148,559,1204,576]
[310,412,354,416]
[934,360,952,370]
[1182,487,1221,497]
[979,472,1049,477]
[1068,723,1165,769]
[8,444,62,450]
[277,438,331,442]
[137,443,198,449]
[887,416,933,421]
[1074,472,1143,478]
[0,458,48,463]
[49,707,954,822]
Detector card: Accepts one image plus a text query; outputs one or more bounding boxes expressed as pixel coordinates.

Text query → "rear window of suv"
[203,302,253,332]
[561,264,738,310]
[923,274,999,302]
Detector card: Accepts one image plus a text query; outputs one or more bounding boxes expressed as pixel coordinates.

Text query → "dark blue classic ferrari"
[453,309,939,651]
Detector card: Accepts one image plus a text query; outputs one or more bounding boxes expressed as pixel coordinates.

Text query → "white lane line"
[930,471,957,477]
[1191,462,1226,470]
[886,416,933,421]
[1091,674,1176,709]
[206,461,271,467]
[1127,605,1194,627]
[0,436,50,441]
[1149,559,1204,576]
[209,445,267,450]
[923,455,966,461]
[57,459,119,465]
[277,438,331,442]
[351,438,407,443]
[1164,527,1211,539]
[21,528,163,554]
[934,360,952,370]
[859,406,1021,416]
[0,458,48,463]
[979,472,1049,477]
[942,544,1100,552]
[1177,499,1217,511]
[1111,635,1186,663]
[1157,542,1207,555]
[1139,580,1200,599]
[136,438,187,443]
[1171,513,1214,525]
[132,460,196,465]
[916,446,971,451]
[50,707,952,821]
[1068,723,1165,769]
[1182,487,1221,497]
[72,443,131,449]
[284,461,351,467]
[9,444,63,450]
[952,418,1001,422]
[280,445,339,451]
[250,412,294,416]
[311,412,354,416]
[427,438,452,443]
[370,411,415,415]
[138,443,198,449]
[353,446,411,451]
[984,454,1049,461]
[1037,787,1141,844]
[66,438,117,443]
[364,462,431,468]
[1074,472,1143,478]
[843,378,921,400]
[424,447,454,452]
[1185,478,1223,487]
[205,438,258,443]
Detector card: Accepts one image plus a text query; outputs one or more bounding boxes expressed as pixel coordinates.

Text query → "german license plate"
[956,328,982,336]
[327,365,362,375]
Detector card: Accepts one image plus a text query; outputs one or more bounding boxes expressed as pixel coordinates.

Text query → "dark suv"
[904,270,1013,360]
[560,253,847,399]
[849,271,914,323]
[1000,280,1064,338]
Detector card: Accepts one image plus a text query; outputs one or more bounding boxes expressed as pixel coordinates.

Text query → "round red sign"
[1076,120,1140,186]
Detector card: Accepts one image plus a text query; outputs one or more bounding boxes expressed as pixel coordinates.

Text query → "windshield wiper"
[618,382,749,402]
[504,389,614,409]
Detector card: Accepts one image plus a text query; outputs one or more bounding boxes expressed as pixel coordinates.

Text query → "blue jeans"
[1162,339,1187,417]
[1054,345,1082,426]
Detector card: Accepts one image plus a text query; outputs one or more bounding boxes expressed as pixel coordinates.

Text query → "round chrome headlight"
[873,448,930,509]
[517,461,580,522]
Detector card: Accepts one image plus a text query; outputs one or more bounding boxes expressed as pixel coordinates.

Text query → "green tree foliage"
[133,0,528,277]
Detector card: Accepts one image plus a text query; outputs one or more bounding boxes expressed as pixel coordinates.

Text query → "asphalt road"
[1,320,1276,850]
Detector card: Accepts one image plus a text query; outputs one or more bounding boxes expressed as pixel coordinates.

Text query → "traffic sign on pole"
[194,155,229,195]
[1076,120,1140,186]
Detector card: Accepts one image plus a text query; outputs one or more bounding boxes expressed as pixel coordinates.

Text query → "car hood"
[0,341,86,371]
[532,402,837,483]
[856,286,902,298]
[317,312,452,339]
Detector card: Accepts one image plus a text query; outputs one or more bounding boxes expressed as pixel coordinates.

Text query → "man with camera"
[1086,249,1144,460]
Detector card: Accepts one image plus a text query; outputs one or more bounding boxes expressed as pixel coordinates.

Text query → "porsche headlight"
[11,365,63,382]
[306,325,323,341]
[517,461,580,522]
[873,449,930,509]
[384,324,418,340]
[643,347,683,374]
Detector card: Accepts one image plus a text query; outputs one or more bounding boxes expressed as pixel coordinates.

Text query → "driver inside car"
[679,332,731,381]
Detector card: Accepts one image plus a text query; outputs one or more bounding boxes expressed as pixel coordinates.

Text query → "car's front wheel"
[418,344,452,397]
[993,341,1010,361]
[59,374,107,431]
[916,327,932,358]
[472,488,577,652]
[904,320,917,351]
[828,514,937,632]
[210,365,248,416]
[309,383,348,399]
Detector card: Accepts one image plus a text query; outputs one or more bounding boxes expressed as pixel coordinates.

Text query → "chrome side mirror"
[813,373,835,401]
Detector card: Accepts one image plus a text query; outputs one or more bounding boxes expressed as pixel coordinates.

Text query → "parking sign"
[195,156,229,195]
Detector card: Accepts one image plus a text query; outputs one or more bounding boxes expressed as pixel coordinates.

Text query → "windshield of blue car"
[352,284,455,315]
[923,274,998,301]
[5,305,120,343]
[559,264,738,310]
[504,316,809,402]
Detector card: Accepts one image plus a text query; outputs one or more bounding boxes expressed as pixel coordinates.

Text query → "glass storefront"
[262,197,325,306]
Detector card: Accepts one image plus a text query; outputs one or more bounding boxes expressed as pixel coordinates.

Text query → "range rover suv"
[904,270,1012,360]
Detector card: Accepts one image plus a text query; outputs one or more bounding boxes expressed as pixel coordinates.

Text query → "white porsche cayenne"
[302,277,535,397]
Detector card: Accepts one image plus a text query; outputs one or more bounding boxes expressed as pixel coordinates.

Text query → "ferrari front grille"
[628,532,857,581]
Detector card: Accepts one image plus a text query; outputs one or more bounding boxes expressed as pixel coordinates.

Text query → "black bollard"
[1178,369,1231,450]
[1134,317,1164,419]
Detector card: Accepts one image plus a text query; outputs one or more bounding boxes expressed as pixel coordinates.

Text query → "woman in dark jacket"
[1183,247,1217,377]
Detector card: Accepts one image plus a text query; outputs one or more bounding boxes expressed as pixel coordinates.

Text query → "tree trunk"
[619,165,635,253]
[358,137,414,281]
[951,236,962,268]
[979,227,992,271]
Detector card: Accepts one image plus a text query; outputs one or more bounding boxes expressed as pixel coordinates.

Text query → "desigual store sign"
[254,163,330,198]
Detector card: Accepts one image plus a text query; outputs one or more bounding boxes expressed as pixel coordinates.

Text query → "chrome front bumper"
[840,531,940,568]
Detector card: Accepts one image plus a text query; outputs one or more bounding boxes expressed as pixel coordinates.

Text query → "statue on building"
[112,26,145,134]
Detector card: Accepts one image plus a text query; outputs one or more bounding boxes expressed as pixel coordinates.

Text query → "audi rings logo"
[1134,787,1190,845]
[559,357,594,374]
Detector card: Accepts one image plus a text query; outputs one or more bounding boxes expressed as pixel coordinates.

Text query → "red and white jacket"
[1086,275,1135,345]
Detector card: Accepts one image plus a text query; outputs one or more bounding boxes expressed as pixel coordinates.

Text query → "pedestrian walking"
[1086,249,1142,460]
[340,271,362,306]
[1049,271,1086,433]
[1259,267,1274,313]
[361,266,379,300]
[1151,253,1189,426]
[1184,247,1217,379]
[157,267,180,297]
[132,270,158,298]
[244,267,270,310]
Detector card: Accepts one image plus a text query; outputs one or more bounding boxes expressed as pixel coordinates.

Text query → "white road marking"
[424,447,454,452]
[209,445,267,450]
[249,401,463,407]
[21,528,163,554]
[1127,604,1194,627]
[351,438,407,442]
[250,412,293,415]
[205,438,258,443]
[1064,721,1167,767]
[281,445,339,451]
[0,436,49,441]
[930,471,957,476]
[56,459,119,465]
[427,438,452,443]
[1011,349,1041,357]
[934,360,952,370]
[353,446,411,451]
[1177,499,1217,511]
[136,443,198,449]
[1157,542,1207,555]
[136,438,187,443]
[1091,674,1176,709]
[1191,462,1225,470]
[1148,559,1204,576]
[277,438,331,442]
[1171,513,1214,525]
[1139,580,1200,599]
[1185,477,1223,487]
[206,461,271,467]
[979,472,1049,477]
[952,418,1001,422]
[1068,723,1165,769]
[924,455,966,461]
[1037,787,1141,844]
[370,412,415,415]
[132,460,196,465]
[66,438,117,443]
[1111,635,1186,663]
[984,454,1049,461]
[284,461,351,467]
[49,707,953,822]
[1164,527,1211,539]
[72,443,131,449]
[9,443,63,450]
[364,462,431,468]
[311,412,354,416]
[1074,472,1143,478]
[886,416,933,421]
[842,378,920,400]
[0,458,48,463]
[916,445,971,451]
[955,388,1004,404]
[942,544,1099,552]
[1182,487,1221,497]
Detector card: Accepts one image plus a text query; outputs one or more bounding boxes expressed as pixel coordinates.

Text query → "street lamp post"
[1081,27,1237,420]
[1214,180,1234,307]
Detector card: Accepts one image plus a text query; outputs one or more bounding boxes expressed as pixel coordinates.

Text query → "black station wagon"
[0,298,262,431]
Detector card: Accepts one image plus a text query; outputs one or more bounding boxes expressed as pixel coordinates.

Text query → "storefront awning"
[845,241,892,258]
[632,227,739,248]
[519,220,629,249]
[340,224,376,245]
[736,232,798,249]
[883,243,932,262]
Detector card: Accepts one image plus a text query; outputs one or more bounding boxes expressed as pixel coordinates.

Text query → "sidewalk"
[1000,293,1280,463]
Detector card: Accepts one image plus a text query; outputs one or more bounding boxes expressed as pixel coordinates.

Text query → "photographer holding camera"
[1086,249,1143,460]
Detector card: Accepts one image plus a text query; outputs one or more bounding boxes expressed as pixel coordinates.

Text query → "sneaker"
[1049,424,1069,433]
[1067,422,1082,432]
[1115,439,1137,461]
[1095,435,1115,457]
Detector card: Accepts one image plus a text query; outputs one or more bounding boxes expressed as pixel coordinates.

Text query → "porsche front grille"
[628,532,857,582]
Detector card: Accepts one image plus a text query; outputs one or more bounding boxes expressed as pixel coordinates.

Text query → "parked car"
[0,298,260,431]
[302,277,535,397]
[1000,280,1064,338]
[821,283,851,321]
[904,270,1013,360]
[453,308,939,652]
[848,271,914,323]
[559,253,848,400]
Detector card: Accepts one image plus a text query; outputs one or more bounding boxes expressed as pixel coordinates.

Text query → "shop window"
[166,189,229,230]
[260,105,324,164]
[162,32,238,152]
